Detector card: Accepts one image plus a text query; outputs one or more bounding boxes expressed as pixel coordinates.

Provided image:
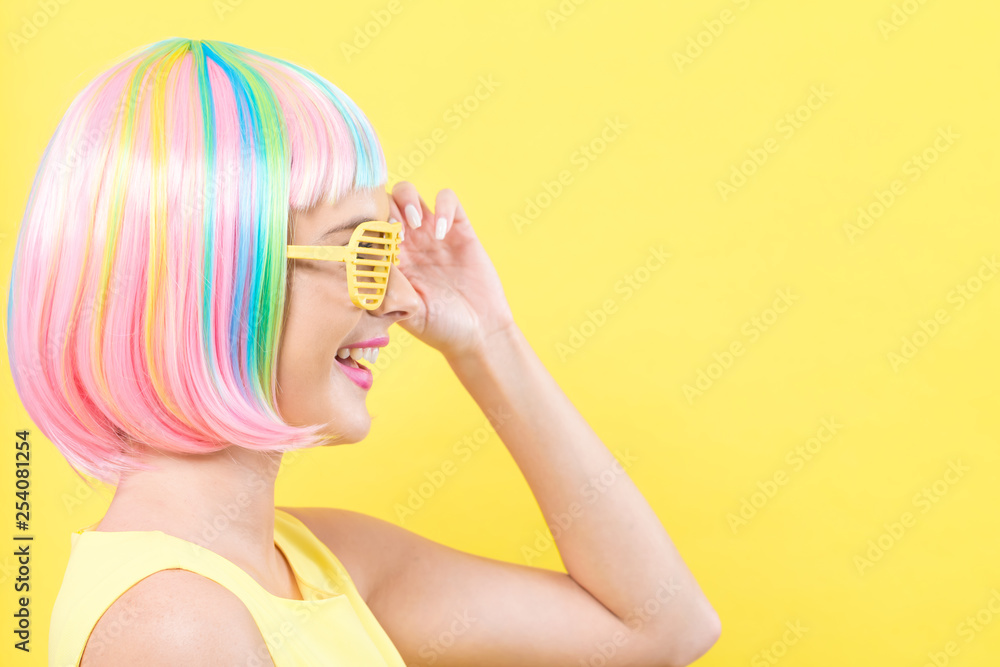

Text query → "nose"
[372,263,419,322]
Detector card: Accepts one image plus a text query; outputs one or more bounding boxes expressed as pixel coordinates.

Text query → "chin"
[320,413,372,445]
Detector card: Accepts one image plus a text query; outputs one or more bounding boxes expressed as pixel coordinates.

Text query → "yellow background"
[2,0,998,665]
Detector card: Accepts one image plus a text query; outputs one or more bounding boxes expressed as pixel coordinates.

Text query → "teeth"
[337,346,379,364]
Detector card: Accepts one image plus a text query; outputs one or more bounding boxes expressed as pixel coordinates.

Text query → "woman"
[7,38,720,666]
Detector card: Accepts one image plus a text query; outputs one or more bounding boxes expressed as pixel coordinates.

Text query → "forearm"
[446,323,720,653]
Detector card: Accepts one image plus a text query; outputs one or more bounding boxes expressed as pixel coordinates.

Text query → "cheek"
[283,274,359,359]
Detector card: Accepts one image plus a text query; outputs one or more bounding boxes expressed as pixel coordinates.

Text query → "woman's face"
[276,186,419,443]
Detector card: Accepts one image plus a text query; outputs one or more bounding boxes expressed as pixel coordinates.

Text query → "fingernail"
[405,204,421,229]
[435,217,447,239]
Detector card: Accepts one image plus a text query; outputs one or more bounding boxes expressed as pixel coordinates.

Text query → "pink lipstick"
[335,355,373,390]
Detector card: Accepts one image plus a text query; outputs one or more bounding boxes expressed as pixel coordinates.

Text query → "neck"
[97,445,285,574]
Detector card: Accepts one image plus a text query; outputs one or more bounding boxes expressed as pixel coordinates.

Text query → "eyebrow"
[318,214,375,241]
[317,193,394,241]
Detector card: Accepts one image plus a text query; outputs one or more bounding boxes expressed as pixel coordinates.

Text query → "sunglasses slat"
[287,219,401,310]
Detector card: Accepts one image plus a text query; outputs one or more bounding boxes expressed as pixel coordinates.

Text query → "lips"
[333,335,385,391]
[334,353,373,390]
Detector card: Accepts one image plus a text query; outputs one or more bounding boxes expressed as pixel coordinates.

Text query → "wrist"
[445,320,523,374]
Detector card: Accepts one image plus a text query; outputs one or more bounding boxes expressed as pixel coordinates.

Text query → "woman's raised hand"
[388,181,516,361]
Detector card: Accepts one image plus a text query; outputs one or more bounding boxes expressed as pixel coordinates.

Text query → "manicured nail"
[405,204,421,229]
[435,217,447,239]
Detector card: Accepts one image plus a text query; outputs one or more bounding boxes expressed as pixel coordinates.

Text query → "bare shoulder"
[277,505,404,602]
[80,568,273,666]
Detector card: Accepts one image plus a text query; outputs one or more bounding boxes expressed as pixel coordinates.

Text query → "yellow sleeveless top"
[48,507,406,666]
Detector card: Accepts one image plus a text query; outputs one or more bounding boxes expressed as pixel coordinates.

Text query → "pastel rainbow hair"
[5,38,387,485]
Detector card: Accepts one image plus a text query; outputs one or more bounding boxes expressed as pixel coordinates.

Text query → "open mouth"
[333,345,380,390]
[335,346,379,369]
[335,355,363,370]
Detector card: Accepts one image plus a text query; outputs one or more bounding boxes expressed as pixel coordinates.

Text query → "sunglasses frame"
[287,219,403,310]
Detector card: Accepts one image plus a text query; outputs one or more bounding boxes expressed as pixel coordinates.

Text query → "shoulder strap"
[273,508,354,598]
[49,529,275,667]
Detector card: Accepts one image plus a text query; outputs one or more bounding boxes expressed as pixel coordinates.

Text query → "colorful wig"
[5,38,387,486]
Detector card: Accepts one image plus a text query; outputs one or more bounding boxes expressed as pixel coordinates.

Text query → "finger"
[391,181,425,230]
[454,199,468,225]
[432,188,460,240]
[387,191,403,224]
[386,193,405,241]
